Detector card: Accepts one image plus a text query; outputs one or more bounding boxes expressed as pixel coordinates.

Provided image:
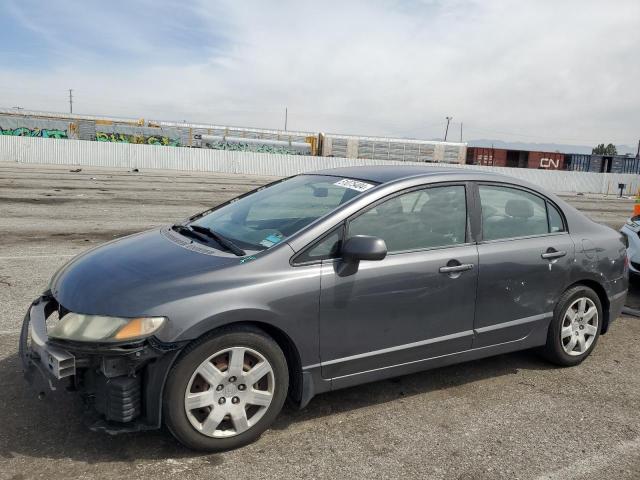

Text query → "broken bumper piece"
[19,294,184,433]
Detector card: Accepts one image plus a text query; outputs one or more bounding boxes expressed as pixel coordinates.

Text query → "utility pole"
[444,116,452,141]
[636,139,639,159]
[68,89,73,114]
[284,107,288,131]
[459,122,463,142]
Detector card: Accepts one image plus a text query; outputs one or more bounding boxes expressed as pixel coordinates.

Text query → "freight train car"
[466,147,565,170]
[0,109,171,144]
[564,154,592,172]
[596,154,640,174]
[0,113,79,139]
[321,133,466,164]
[183,125,318,155]
[466,147,506,166]
[566,153,640,174]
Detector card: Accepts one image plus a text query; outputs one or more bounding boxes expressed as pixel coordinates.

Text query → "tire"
[163,326,288,451]
[541,285,603,366]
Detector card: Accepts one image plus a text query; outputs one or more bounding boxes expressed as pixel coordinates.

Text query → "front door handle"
[541,249,566,260]
[439,263,474,273]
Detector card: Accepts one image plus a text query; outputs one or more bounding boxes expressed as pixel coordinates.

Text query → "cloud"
[0,0,638,146]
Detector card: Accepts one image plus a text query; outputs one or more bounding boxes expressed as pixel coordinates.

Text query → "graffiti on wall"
[204,140,306,155]
[96,132,180,147]
[0,126,68,139]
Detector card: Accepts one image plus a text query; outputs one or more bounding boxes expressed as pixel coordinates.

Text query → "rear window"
[479,185,555,241]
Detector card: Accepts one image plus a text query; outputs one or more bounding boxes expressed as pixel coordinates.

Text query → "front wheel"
[541,285,602,366]
[163,327,288,451]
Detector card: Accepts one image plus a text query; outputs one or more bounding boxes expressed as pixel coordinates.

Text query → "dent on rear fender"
[569,244,621,299]
[575,229,626,280]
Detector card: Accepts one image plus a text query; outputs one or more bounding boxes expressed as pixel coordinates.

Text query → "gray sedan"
[20,166,628,451]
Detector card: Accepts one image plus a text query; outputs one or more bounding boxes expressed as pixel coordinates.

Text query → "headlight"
[48,313,166,342]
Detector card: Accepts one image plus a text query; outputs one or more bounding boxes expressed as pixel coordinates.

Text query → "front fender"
[174,307,284,342]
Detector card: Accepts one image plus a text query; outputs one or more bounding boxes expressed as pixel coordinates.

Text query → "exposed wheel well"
[187,321,303,405]
[566,280,611,334]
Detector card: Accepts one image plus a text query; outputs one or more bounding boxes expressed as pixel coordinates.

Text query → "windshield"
[189,175,377,252]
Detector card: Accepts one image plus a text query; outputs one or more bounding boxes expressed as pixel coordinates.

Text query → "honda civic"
[20,166,628,451]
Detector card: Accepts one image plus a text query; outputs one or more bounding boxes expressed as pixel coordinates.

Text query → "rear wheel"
[541,285,602,366]
[163,327,288,451]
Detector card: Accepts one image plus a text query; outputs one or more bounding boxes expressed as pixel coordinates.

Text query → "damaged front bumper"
[20,294,185,434]
[19,296,73,393]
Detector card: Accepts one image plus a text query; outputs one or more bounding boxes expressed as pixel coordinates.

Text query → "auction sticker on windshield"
[259,233,283,248]
[334,179,374,192]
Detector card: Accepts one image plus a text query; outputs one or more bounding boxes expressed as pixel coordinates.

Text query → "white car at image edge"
[621,215,640,277]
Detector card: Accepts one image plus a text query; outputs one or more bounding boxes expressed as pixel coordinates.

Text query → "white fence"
[1,136,638,195]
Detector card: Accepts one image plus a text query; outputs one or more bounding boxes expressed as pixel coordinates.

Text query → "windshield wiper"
[190,225,246,256]
[172,224,210,243]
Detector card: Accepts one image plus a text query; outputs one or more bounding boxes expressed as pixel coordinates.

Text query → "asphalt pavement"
[1,162,639,480]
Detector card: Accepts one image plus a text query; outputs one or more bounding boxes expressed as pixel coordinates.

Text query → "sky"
[1,0,639,148]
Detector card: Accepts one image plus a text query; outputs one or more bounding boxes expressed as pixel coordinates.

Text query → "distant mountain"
[466,139,638,156]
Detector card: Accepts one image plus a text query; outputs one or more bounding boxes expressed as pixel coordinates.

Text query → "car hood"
[623,220,640,234]
[50,228,240,317]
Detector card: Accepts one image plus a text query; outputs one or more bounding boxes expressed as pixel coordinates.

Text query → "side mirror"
[342,235,387,262]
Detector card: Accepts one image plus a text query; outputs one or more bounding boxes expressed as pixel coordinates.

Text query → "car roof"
[311,165,503,184]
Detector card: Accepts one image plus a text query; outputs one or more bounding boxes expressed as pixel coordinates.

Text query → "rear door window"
[479,185,552,241]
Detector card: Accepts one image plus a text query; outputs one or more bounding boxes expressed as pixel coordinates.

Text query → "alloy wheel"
[184,346,275,438]
[560,297,598,356]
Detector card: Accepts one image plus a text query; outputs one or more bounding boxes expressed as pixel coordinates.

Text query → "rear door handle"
[439,263,474,273]
[541,250,566,259]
